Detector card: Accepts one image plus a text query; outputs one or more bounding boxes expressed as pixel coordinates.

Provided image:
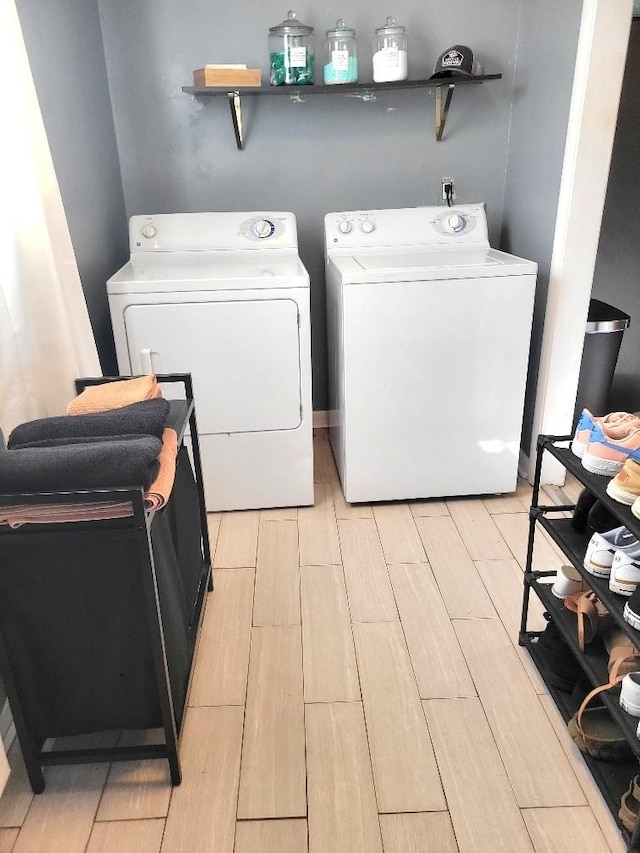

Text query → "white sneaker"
[551,564,588,599]
[584,526,640,578]
[620,672,640,717]
[610,551,640,597]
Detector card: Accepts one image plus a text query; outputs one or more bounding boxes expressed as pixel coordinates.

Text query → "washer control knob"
[446,213,466,233]
[338,220,352,234]
[141,223,157,239]
[252,218,276,239]
[360,220,376,234]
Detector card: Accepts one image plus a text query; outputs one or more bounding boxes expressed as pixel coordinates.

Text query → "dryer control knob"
[445,214,466,233]
[360,220,376,234]
[252,218,276,239]
[338,221,352,234]
[141,223,157,239]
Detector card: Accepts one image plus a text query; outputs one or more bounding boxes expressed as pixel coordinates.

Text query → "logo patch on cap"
[441,50,465,68]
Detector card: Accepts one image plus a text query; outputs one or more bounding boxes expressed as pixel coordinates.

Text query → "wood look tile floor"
[0,437,626,852]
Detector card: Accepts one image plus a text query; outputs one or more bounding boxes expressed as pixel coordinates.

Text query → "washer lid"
[107,250,309,293]
[328,247,537,282]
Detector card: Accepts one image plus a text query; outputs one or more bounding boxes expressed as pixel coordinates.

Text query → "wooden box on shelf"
[193,67,262,87]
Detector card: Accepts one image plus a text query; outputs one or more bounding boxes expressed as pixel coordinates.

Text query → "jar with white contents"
[372,16,408,83]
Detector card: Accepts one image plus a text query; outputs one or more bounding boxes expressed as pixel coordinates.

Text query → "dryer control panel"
[129,211,298,252]
[324,203,489,250]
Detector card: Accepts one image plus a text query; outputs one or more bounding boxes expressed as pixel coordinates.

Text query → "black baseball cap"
[430,45,476,78]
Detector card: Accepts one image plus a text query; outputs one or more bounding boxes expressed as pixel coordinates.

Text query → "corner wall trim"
[0,700,15,755]
[313,410,329,429]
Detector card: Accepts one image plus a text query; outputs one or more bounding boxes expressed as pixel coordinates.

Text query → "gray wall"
[500,0,584,449]
[16,0,128,376]
[16,0,585,420]
[591,19,640,411]
[97,0,522,410]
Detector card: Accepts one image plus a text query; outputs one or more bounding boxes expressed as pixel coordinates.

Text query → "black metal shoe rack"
[520,434,640,851]
[0,374,212,792]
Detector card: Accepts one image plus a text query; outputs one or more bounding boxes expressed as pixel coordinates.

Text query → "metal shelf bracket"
[228,92,243,149]
[435,83,456,141]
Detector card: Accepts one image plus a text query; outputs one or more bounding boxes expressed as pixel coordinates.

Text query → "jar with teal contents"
[268,10,315,86]
[324,20,358,85]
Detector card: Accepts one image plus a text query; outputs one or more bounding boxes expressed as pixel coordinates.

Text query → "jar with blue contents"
[268,10,315,86]
[324,20,358,85]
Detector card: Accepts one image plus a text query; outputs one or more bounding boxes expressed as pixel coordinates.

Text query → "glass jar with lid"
[372,16,408,83]
[268,10,315,86]
[324,19,358,85]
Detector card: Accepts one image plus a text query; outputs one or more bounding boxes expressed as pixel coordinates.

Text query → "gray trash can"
[573,298,630,422]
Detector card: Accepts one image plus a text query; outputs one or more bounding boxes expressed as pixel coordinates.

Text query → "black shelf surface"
[182,74,501,97]
[523,634,637,848]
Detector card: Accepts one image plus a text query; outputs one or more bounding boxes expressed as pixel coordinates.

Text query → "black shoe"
[586,500,621,538]
[536,616,584,693]
[571,489,598,533]
[570,677,604,710]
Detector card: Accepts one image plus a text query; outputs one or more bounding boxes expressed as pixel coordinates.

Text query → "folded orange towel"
[67,376,162,415]
[144,428,178,511]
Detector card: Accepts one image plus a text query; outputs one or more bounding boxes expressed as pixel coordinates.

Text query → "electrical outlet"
[441,178,454,203]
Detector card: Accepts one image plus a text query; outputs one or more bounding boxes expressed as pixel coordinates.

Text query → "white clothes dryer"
[108,211,313,512]
[324,204,537,503]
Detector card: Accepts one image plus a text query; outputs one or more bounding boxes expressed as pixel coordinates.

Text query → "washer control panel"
[330,213,378,241]
[325,204,488,249]
[431,209,478,237]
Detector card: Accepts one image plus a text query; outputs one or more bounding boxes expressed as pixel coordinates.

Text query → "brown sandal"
[606,628,640,680]
[620,775,640,832]
[575,591,612,651]
[568,678,631,762]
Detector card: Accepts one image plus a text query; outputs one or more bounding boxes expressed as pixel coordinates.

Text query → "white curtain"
[0,0,101,440]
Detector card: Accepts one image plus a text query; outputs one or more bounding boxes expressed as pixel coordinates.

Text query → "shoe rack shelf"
[520,434,640,850]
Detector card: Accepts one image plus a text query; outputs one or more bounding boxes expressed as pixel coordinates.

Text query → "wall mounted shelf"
[182,74,502,149]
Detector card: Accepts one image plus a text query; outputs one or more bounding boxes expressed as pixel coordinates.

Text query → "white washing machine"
[325,203,537,503]
[108,211,313,512]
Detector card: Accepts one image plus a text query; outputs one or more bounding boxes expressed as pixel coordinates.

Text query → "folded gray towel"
[11,434,156,450]
[0,436,162,493]
[7,398,170,448]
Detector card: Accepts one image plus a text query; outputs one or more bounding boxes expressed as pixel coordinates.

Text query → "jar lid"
[375,15,406,36]
[269,10,314,36]
[326,19,356,38]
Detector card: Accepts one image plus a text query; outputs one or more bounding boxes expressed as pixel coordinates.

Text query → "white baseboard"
[313,410,329,429]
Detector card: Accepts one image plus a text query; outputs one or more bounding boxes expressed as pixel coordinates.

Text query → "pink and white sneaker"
[571,409,639,459]
[582,425,640,476]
